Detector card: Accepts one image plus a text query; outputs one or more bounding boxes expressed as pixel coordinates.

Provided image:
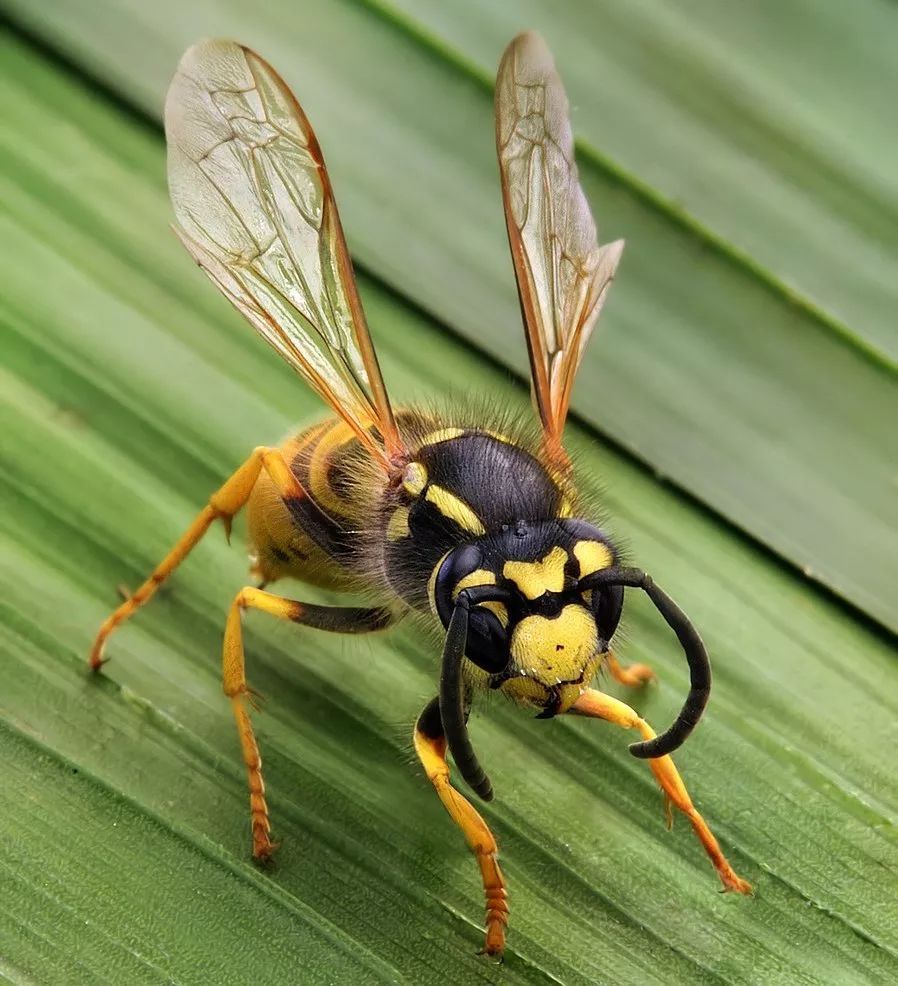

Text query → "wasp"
[90,31,751,955]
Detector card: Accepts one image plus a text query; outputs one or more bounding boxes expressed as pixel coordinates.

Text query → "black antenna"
[439,585,514,799]
[577,567,711,758]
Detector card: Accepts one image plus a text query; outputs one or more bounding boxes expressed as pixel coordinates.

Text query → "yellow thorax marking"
[503,546,568,600]
[544,461,576,518]
[426,484,486,535]
[452,569,508,628]
[573,540,613,578]
[386,506,410,541]
[419,427,465,446]
[402,461,428,496]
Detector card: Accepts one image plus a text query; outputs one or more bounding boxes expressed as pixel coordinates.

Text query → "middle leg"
[223,586,396,860]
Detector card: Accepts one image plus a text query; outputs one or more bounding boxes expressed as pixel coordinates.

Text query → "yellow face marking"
[452,569,495,596]
[485,430,513,444]
[481,601,509,627]
[402,461,428,496]
[573,540,613,578]
[503,546,568,600]
[425,484,486,535]
[419,427,465,446]
[452,569,507,627]
[386,506,410,541]
[504,605,600,712]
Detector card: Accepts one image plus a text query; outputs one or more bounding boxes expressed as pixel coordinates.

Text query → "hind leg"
[89,446,306,668]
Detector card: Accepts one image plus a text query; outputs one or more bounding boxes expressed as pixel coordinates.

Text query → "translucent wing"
[496,32,624,468]
[165,39,402,468]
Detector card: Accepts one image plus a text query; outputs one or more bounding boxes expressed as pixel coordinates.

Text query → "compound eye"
[445,544,484,584]
[433,544,484,627]
[592,583,624,644]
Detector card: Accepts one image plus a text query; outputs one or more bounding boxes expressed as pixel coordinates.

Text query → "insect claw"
[477,946,504,963]
[246,686,266,712]
[252,840,281,866]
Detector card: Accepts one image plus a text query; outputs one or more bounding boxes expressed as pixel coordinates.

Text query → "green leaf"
[2,19,897,986]
[383,0,898,363]
[3,0,898,632]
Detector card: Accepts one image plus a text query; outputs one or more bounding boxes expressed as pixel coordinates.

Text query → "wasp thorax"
[501,603,601,712]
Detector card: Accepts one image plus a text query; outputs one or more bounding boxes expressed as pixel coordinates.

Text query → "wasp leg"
[570,688,752,894]
[89,446,306,669]
[414,698,508,957]
[224,586,396,860]
[605,649,655,687]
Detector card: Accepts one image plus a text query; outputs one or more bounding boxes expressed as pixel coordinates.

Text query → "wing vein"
[165,40,403,469]
[496,33,624,467]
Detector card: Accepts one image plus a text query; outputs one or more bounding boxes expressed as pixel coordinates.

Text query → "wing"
[165,39,402,469]
[495,32,624,468]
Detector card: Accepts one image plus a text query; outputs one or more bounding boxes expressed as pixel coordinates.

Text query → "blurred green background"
[1,2,896,984]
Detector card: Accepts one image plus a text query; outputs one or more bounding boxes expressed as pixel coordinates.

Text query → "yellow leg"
[570,688,751,894]
[89,447,305,669]
[606,649,655,687]
[224,586,395,860]
[414,700,508,956]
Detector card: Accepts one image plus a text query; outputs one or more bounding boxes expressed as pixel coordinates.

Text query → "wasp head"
[432,519,622,717]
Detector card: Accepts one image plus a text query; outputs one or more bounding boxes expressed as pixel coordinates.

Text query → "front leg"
[413,698,508,956]
[570,688,751,894]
